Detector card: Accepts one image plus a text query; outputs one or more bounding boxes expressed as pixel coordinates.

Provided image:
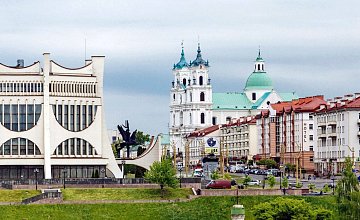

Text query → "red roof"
[187,125,221,138]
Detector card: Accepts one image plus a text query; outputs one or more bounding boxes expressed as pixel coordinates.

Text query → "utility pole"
[185,139,190,177]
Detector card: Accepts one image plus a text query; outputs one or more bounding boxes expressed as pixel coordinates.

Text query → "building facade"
[0,54,121,179]
[220,116,257,163]
[256,96,326,173]
[313,94,360,175]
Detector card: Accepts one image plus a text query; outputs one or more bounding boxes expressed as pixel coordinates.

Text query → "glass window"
[20,138,26,155]
[88,105,93,125]
[27,104,34,129]
[11,105,18,131]
[35,104,41,124]
[4,140,10,155]
[70,105,74,131]
[57,142,62,155]
[83,140,87,155]
[19,105,26,131]
[200,92,205,102]
[76,138,81,155]
[201,113,205,124]
[64,140,69,155]
[76,105,80,131]
[70,138,75,155]
[64,105,68,129]
[28,141,34,155]
[57,105,62,124]
[82,105,86,129]
[12,138,18,155]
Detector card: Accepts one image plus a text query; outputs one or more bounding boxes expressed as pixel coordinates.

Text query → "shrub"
[308,183,316,192]
[323,184,330,193]
[243,175,251,186]
[295,182,303,189]
[210,170,220,180]
[267,175,275,188]
[281,177,288,189]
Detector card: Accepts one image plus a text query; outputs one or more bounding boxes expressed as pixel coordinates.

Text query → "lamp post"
[34,168,39,190]
[62,170,67,189]
[331,175,335,195]
[178,166,183,188]
[121,160,126,179]
[100,168,106,188]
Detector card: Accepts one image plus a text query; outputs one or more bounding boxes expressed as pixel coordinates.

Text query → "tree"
[336,157,359,219]
[285,163,296,176]
[257,159,277,169]
[253,197,332,220]
[135,131,150,145]
[144,159,178,193]
[210,170,220,180]
[243,175,251,187]
[267,175,276,188]
[308,183,316,192]
[281,177,288,189]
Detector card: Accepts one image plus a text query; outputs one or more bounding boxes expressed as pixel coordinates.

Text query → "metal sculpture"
[116,120,137,158]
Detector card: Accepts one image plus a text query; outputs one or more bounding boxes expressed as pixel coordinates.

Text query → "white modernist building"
[0,54,121,179]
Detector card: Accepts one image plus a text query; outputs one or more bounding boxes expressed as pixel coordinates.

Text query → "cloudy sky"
[1,1,359,135]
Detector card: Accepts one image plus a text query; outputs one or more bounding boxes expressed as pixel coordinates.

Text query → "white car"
[248,180,261,186]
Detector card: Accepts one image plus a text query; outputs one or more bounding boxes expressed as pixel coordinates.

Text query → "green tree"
[257,159,277,169]
[253,197,332,220]
[144,159,178,194]
[336,157,359,219]
[281,177,288,189]
[308,183,316,192]
[285,163,296,176]
[267,175,276,188]
[135,131,151,145]
[323,184,331,193]
[243,175,251,187]
[210,170,220,180]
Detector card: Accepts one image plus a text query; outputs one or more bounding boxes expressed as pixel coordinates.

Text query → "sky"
[0,1,359,135]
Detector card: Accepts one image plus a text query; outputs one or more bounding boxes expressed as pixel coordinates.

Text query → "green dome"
[244,72,273,90]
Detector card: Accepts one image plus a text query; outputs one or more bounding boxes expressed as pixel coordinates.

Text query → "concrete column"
[43,53,52,179]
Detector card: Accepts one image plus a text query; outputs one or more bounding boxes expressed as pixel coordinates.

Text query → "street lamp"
[100,168,106,188]
[62,170,67,189]
[178,166,183,188]
[34,168,39,190]
[121,160,126,179]
[331,175,335,195]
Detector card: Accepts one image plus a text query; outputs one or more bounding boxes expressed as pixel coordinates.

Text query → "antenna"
[84,38,87,64]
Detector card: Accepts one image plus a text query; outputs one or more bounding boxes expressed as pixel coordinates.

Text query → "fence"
[21,191,62,205]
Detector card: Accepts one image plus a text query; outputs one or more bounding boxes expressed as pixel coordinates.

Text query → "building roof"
[268,95,326,115]
[279,92,299,101]
[251,92,271,109]
[160,133,170,145]
[212,92,252,110]
[190,43,209,67]
[244,72,273,90]
[173,47,189,69]
[187,125,221,138]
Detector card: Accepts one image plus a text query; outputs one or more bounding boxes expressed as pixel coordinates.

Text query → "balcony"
[327,129,337,137]
[327,119,337,126]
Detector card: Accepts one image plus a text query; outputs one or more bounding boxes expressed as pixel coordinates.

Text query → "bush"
[308,183,316,192]
[223,173,232,180]
[295,182,303,189]
[267,175,275,188]
[281,177,288,189]
[243,175,251,186]
[210,170,220,180]
[253,197,332,220]
[323,184,331,193]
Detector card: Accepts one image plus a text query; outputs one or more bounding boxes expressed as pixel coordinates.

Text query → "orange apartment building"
[255,96,326,173]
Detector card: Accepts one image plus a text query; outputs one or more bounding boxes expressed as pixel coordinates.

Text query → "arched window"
[199,76,203,85]
[226,117,231,124]
[173,94,175,101]
[182,78,186,86]
[212,117,217,125]
[180,111,183,126]
[252,92,256,101]
[200,92,205,101]
[257,64,261,71]
[201,113,205,124]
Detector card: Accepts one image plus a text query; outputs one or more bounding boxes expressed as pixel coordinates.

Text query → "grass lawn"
[0,195,338,220]
[62,188,192,201]
[0,189,40,202]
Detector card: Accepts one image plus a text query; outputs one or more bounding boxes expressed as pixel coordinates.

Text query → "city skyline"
[0,1,359,135]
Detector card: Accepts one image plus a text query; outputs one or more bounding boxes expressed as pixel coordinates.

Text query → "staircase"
[21,189,62,204]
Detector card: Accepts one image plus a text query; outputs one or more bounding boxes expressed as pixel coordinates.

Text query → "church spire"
[173,41,189,69]
[191,42,209,67]
[254,48,265,72]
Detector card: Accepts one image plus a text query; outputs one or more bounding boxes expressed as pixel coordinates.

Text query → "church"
[169,44,298,161]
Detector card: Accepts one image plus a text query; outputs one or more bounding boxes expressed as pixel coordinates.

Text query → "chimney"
[319,104,326,110]
[330,101,336,108]
[17,59,24,68]
[355,93,360,99]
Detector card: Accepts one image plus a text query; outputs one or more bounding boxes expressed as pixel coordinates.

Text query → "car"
[193,169,203,177]
[205,180,231,189]
[248,180,261,186]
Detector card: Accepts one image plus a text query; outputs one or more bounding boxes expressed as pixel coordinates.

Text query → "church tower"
[244,49,273,103]
[169,43,213,159]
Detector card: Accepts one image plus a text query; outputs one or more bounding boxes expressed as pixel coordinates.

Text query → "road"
[230,173,343,189]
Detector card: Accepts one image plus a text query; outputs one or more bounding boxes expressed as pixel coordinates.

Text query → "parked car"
[205,180,231,189]
[193,169,204,177]
[248,180,261,186]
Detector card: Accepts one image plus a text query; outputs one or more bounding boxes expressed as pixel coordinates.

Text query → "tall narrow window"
[252,93,256,101]
[201,113,205,124]
[200,92,205,101]
[199,76,203,86]
[212,117,217,125]
[180,111,183,126]
[182,78,186,86]
[189,113,192,125]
